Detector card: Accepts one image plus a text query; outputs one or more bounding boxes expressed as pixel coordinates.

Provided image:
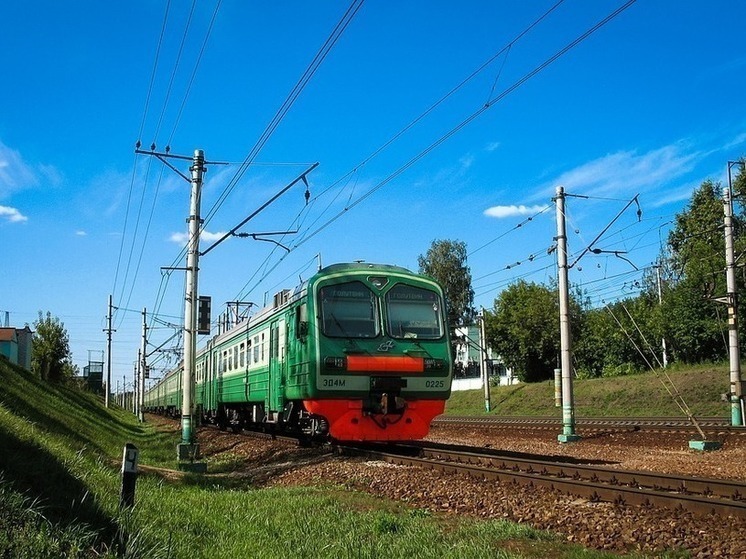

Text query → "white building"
[452,325,519,391]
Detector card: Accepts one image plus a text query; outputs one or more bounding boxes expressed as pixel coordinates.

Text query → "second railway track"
[434,415,745,433]
[340,440,746,518]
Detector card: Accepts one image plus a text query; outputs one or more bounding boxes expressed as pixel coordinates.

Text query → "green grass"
[446,363,731,418]
[0,358,690,558]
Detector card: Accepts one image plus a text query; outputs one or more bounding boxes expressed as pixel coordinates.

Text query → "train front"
[303,264,452,441]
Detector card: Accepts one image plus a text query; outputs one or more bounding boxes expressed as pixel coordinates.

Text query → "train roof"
[316,262,414,276]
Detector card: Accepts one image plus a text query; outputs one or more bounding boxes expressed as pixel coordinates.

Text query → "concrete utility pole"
[479,309,491,412]
[178,149,205,465]
[104,294,116,408]
[655,263,668,368]
[139,308,147,422]
[555,186,580,443]
[724,167,744,427]
[134,351,140,417]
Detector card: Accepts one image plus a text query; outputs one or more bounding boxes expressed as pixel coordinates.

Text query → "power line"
[470,205,552,257]
[151,0,198,144]
[201,0,365,232]
[292,0,638,251]
[137,0,172,143]
[166,0,223,147]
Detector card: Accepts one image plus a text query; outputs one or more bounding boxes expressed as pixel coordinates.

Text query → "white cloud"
[460,154,475,170]
[0,205,28,223]
[722,131,746,151]
[529,143,700,203]
[0,141,61,199]
[169,230,227,244]
[484,204,547,219]
[485,141,501,152]
[75,230,87,236]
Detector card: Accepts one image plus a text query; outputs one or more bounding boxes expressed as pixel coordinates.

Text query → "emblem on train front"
[377,340,395,352]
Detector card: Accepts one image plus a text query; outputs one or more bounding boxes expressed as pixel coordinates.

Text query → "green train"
[144,262,453,441]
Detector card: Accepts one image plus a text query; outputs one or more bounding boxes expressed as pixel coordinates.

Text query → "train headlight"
[324,356,347,370]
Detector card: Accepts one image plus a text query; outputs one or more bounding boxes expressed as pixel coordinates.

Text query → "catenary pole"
[655,263,668,368]
[179,149,205,459]
[479,309,491,412]
[724,177,743,426]
[134,350,140,417]
[139,308,147,422]
[555,186,580,443]
[104,294,115,407]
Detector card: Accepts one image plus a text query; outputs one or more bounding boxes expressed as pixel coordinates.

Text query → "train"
[143,262,453,441]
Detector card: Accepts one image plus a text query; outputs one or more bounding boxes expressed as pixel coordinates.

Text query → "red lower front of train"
[303,398,445,441]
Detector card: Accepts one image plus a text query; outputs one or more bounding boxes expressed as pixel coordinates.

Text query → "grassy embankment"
[0,358,696,559]
[446,363,731,418]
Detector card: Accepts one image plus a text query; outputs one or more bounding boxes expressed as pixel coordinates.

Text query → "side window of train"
[296,304,308,340]
[239,342,245,368]
[253,336,259,363]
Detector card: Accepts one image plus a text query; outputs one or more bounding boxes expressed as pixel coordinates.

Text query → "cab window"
[386,284,444,339]
[319,281,380,338]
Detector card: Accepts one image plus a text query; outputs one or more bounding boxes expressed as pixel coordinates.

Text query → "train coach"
[144,262,453,441]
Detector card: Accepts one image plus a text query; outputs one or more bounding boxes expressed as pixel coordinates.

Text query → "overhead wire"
[166,0,223,147]
[140,1,639,367]
[291,0,638,252]
[200,0,366,232]
[154,0,612,328]
[247,0,568,269]
[469,205,552,257]
[151,0,198,145]
[308,0,567,210]
[113,0,171,315]
[150,0,363,320]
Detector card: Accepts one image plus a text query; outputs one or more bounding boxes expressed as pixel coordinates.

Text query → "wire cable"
[152,0,198,144]
[292,0,638,251]
[201,0,365,232]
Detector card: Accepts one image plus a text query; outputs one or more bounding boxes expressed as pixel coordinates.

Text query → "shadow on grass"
[492,383,526,408]
[0,424,120,542]
[0,363,148,455]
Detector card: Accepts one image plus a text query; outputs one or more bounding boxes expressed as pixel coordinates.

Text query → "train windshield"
[319,281,380,338]
[385,284,444,340]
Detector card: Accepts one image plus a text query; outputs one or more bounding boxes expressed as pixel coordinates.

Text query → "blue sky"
[2,1,745,389]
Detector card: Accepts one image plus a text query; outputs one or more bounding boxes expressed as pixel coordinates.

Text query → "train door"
[217,348,224,405]
[268,319,285,413]
[207,344,216,412]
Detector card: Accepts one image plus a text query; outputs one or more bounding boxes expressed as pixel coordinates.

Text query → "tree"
[32,311,74,383]
[668,180,727,288]
[484,280,560,382]
[574,295,662,378]
[662,180,743,364]
[417,239,475,331]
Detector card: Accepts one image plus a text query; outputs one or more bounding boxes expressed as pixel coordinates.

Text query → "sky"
[2,1,746,391]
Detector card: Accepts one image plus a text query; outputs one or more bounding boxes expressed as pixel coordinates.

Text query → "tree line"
[419,169,746,383]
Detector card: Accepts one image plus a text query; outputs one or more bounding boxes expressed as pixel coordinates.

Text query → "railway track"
[340,440,746,518]
[434,415,744,432]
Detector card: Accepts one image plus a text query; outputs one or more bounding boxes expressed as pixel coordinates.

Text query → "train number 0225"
[425,380,444,388]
